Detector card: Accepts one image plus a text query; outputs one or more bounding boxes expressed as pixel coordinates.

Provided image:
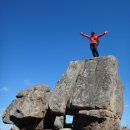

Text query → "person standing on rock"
[80,31,109,57]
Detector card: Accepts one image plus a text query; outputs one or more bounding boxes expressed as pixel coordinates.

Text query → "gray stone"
[78,110,115,118]
[3,84,50,130]
[50,56,123,130]
[116,78,124,119]
[16,84,50,98]
[54,116,64,129]
[2,100,17,124]
[49,61,85,114]
[2,56,124,130]
[71,56,124,116]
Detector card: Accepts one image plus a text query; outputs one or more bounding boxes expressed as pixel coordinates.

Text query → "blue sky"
[0,0,130,129]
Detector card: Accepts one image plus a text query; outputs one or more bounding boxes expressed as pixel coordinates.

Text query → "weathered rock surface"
[54,116,64,129]
[3,84,50,130]
[49,56,124,130]
[71,56,124,116]
[2,56,124,130]
[49,61,85,114]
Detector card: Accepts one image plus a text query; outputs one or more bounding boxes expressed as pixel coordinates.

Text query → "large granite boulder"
[2,56,124,130]
[3,84,50,130]
[49,61,85,114]
[49,56,124,130]
[70,56,124,130]
[71,56,123,115]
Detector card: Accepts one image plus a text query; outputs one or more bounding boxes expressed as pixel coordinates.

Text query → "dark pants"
[90,44,99,57]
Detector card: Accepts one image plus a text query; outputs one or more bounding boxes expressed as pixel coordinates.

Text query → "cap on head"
[91,32,95,35]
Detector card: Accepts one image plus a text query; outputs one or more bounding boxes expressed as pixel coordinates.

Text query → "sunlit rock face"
[3,84,50,130]
[49,56,124,130]
[3,56,124,130]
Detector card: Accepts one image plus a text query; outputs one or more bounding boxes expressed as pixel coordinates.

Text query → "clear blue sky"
[0,0,130,129]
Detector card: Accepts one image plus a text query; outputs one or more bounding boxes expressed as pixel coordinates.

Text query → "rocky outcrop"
[49,56,124,130]
[3,84,50,130]
[49,60,85,114]
[2,56,124,130]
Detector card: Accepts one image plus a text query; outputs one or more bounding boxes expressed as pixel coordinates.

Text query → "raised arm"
[80,32,90,39]
[97,30,109,38]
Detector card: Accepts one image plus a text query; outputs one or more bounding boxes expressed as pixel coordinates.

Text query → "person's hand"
[104,30,109,34]
[80,32,83,35]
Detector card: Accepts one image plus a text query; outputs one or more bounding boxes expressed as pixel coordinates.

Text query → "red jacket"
[81,33,105,44]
